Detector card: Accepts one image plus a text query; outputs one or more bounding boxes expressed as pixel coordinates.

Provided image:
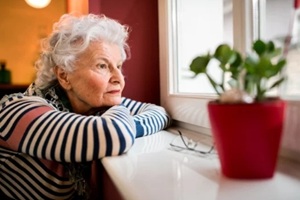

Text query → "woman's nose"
[110,66,123,83]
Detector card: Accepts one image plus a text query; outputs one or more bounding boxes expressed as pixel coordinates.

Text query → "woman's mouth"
[107,90,121,94]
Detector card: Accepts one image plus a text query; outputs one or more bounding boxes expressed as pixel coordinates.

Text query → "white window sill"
[101,128,300,200]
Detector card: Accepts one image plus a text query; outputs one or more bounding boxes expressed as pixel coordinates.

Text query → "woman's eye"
[96,63,110,75]
[117,65,122,70]
[97,64,108,69]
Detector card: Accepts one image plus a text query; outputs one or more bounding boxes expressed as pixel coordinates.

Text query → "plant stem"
[206,73,222,95]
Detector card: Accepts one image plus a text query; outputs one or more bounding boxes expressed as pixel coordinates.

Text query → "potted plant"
[189,39,287,179]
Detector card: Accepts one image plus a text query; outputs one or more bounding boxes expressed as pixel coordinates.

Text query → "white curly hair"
[34,14,130,89]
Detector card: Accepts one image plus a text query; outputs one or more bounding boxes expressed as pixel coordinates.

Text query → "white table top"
[101,129,300,200]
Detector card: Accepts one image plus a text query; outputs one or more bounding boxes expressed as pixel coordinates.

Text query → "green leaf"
[228,52,243,79]
[274,59,287,73]
[214,44,233,65]
[230,51,242,67]
[253,39,266,56]
[266,41,275,52]
[189,55,210,74]
[257,57,272,77]
[244,56,259,74]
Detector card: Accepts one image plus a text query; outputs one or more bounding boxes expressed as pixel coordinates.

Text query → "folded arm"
[121,98,172,137]
[0,95,136,162]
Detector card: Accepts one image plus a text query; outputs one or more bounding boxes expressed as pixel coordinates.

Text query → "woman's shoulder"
[0,93,52,110]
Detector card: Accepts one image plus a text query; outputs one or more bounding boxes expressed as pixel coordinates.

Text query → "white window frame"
[158,0,300,161]
[158,0,253,134]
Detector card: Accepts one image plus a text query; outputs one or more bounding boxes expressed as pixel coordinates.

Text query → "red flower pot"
[208,99,286,179]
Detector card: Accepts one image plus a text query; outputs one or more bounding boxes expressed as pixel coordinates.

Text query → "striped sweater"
[0,93,171,199]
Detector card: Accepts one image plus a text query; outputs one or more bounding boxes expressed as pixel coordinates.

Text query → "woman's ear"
[53,66,71,90]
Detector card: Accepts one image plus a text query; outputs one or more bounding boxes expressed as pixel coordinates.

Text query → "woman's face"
[64,40,125,115]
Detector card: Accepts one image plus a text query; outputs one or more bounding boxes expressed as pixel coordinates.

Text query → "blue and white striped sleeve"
[121,97,172,137]
[0,95,136,162]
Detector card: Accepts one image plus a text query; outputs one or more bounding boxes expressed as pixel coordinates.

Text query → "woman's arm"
[121,97,172,138]
[0,94,136,162]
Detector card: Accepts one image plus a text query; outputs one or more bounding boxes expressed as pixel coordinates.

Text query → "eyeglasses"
[169,130,216,157]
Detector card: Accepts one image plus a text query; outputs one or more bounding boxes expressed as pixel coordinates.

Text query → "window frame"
[158,0,300,161]
[158,0,253,134]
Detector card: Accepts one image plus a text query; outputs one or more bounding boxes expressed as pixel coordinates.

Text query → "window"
[173,0,233,94]
[159,0,252,133]
[259,0,300,99]
[159,0,300,159]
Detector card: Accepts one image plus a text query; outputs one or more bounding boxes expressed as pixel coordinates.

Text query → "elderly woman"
[0,14,171,199]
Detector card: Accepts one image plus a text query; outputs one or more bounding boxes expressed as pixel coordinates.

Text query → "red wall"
[89,0,160,105]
